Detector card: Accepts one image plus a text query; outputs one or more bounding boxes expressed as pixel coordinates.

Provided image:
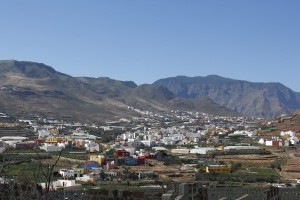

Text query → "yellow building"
[89,155,106,165]
[45,137,64,144]
[46,137,58,143]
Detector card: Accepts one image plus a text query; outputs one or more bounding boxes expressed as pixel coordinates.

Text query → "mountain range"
[0,60,299,122]
[0,60,236,122]
[154,75,300,117]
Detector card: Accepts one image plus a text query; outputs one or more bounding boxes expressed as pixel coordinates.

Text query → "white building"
[265,140,273,146]
[85,141,100,152]
[258,138,265,145]
[76,175,94,182]
[229,130,256,137]
[124,147,136,155]
[38,129,51,138]
[39,180,81,190]
[128,138,142,147]
[190,147,216,154]
[141,140,153,147]
[40,143,62,152]
[59,169,74,177]
[59,169,82,178]
[152,147,168,152]
[161,134,184,145]
[280,130,295,137]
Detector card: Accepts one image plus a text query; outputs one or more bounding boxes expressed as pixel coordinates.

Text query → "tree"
[100,170,106,180]
[122,166,130,185]
[34,149,63,195]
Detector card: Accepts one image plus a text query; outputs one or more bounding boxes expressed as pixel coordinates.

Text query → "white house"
[85,141,100,152]
[161,133,184,145]
[229,130,256,137]
[59,169,74,178]
[38,129,51,138]
[161,138,176,146]
[280,130,295,138]
[258,138,265,145]
[39,180,81,190]
[40,143,62,152]
[141,140,153,147]
[265,140,273,146]
[59,169,82,178]
[128,138,143,147]
[76,175,94,182]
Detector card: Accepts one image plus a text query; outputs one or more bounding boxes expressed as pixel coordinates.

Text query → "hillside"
[275,111,300,133]
[0,60,136,122]
[154,75,300,117]
[0,60,237,122]
[127,84,238,116]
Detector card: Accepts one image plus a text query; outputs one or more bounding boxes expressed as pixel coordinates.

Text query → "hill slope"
[154,75,300,117]
[0,60,237,122]
[126,84,237,116]
[275,111,300,132]
[0,60,136,122]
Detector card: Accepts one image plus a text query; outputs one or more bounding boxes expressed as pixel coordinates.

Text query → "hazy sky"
[1,1,300,91]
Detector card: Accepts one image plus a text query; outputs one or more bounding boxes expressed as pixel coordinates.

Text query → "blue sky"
[0,1,300,91]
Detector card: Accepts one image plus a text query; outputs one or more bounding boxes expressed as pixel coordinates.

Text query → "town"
[1,106,300,199]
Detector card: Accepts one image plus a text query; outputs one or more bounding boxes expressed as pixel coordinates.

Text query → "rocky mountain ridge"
[0,60,237,122]
[154,75,300,117]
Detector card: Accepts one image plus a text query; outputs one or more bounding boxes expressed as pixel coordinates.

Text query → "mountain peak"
[205,74,222,78]
[0,60,63,78]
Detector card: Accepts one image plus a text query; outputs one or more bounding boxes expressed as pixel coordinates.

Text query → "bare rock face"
[0,60,237,122]
[154,75,300,118]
